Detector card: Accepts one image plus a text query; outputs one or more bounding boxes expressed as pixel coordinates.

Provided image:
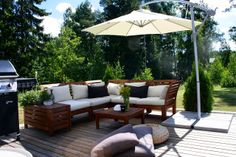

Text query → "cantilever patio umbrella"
[82,9,201,36]
[83,2,214,119]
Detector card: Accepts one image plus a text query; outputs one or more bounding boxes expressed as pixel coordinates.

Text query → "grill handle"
[6,100,14,104]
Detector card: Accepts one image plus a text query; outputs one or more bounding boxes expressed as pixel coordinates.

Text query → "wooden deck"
[1,113,236,157]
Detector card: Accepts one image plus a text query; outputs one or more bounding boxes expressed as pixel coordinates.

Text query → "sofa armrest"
[164,80,181,106]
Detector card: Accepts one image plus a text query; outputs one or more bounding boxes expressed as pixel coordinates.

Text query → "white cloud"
[190,0,236,50]
[41,16,62,37]
[56,2,75,13]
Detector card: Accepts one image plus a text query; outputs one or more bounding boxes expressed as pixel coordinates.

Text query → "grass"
[18,106,24,124]
[177,85,236,112]
[18,85,236,124]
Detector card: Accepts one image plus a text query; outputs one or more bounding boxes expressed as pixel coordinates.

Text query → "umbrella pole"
[190,6,201,119]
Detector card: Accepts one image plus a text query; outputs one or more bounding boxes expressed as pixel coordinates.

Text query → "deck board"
[1,114,236,157]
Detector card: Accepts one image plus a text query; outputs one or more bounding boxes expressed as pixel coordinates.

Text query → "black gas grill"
[0,60,20,140]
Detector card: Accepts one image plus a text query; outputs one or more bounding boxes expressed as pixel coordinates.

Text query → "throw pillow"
[125,82,146,87]
[129,85,148,98]
[51,85,72,103]
[91,132,139,157]
[71,84,88,99]
[107,83,121,95]
[88,85,109,98]
[148,85,169,99]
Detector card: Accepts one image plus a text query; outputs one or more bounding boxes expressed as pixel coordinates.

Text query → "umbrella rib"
[128,20,152,27]
[166,19,191,30]
[150,21,162,34]
[126,23,134,36]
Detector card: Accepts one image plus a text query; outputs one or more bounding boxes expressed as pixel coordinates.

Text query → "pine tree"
[0,0,16,58]
[14,0,49,76]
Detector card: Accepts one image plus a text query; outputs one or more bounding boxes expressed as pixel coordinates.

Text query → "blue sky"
[40,0,236,50]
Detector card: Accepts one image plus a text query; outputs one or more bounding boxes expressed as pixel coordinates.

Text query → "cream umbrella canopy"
[82,9,201,36]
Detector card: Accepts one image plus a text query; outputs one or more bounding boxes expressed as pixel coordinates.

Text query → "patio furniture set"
[23,79,180,156]
[24,79,180,133]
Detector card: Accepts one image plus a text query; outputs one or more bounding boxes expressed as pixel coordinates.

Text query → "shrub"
[183,64,213,112]
[221,70,236,87]
[208,58,224,84]
[227,53,236,78]
[220,53,236,87]
[133,68,154,80]
[103,61,125,82]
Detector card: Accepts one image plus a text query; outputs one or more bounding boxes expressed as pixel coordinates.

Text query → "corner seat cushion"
[111,96,140,104]
[91,132,139,157]
[80,96,112,107]
[58,100,90,111]
[136,97,165,106]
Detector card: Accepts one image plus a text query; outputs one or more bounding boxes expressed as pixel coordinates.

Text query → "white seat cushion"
[136,97,165,106]
[58,100,90,111]
[147,85,169,99]
[111,96,140,104]
[107,83,121,95]
[71,84,88,99]
[80,96,112,107]
[51,85,72,103]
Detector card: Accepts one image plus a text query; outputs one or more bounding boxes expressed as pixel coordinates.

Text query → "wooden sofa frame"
[109,80,181,120]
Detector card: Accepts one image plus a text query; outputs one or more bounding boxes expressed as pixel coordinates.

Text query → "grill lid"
[0,60,19,79]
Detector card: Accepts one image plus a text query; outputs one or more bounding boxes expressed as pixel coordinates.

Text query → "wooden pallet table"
[24,104,71,135]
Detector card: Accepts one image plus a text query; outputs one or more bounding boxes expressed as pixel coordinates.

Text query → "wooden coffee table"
[94,107,145,129]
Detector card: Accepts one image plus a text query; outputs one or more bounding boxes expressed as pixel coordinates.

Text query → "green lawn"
[177,85,236,112]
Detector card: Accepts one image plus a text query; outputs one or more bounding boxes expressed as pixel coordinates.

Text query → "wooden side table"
[24,104,71,135]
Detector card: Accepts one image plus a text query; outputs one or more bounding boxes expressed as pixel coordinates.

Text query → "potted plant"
[120,86,131,111]
[19,90,52,107]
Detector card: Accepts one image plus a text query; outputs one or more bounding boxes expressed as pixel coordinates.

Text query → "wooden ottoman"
[135,123,169,144]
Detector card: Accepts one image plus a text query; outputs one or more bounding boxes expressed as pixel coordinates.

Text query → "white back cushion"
[125,82,146,87]
[148,85,169,99]
[45,84,60,95]
[107,83,121,95]
[71,84,88,99]
[51,85,72,103]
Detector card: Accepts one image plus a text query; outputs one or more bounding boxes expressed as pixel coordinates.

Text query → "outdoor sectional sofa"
[46,79,180,120]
